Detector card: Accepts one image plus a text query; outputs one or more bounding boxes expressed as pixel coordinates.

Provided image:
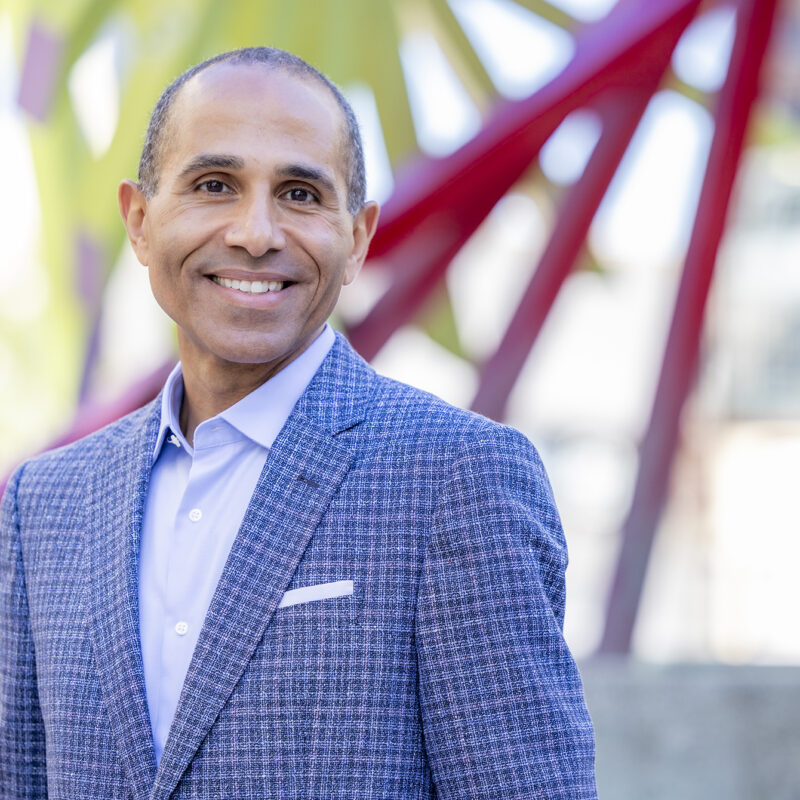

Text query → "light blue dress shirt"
[139,325,335,765]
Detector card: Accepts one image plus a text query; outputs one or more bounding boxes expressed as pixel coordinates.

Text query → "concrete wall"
[581,661,800,799]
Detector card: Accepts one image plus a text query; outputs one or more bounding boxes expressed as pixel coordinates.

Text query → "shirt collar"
[152,324,335,462]
[153,364,187,461]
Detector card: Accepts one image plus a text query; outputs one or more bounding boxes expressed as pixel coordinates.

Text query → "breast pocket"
[278,579,353,608]
[275,579,360,631]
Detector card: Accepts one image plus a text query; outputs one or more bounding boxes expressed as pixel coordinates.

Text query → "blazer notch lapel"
[296,332,376,436]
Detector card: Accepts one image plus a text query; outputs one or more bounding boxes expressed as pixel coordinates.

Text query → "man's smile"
[210,276,289,294]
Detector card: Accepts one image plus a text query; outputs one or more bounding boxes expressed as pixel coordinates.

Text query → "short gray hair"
[137,47,366,215]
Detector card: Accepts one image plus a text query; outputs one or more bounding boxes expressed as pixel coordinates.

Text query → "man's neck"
[175,330,322,445]
[177,363,273,446]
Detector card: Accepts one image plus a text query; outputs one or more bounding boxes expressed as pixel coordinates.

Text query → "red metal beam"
[598,0,780,654]
[349,0,703,360]
[470,83,664,419]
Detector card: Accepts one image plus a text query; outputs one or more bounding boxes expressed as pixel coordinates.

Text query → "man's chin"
[179,331,315,371]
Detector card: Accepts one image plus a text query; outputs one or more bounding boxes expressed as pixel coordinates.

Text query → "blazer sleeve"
[415,425,597,799]
[0,466,48,798]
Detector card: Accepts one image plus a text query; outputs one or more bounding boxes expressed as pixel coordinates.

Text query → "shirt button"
[174,621,189,636]
[188,508,202,522]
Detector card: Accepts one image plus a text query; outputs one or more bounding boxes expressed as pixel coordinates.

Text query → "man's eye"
[200,180,228,193]
[286,187,315,203]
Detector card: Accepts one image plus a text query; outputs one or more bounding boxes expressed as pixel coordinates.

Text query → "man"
[0,47,596,799]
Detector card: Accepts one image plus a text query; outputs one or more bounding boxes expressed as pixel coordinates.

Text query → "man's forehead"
[176,61,339,122]
[163,61,349,166]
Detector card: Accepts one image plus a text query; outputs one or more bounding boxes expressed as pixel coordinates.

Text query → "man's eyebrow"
[278,164,338,196]
[177,154,245,180]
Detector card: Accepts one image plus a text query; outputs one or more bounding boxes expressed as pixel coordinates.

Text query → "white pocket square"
[278,580,353,609]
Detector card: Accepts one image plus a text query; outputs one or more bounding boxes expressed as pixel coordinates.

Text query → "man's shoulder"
[365,369,537,469]
[325,332,533,455]
[370,370,486,428]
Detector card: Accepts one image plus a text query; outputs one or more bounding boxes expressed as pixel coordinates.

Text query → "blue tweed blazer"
[0,334,596,799]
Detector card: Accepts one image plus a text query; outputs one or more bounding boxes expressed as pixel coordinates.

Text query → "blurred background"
[2,0,799,795]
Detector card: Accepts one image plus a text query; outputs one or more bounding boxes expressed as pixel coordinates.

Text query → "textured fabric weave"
[0,333,597,799]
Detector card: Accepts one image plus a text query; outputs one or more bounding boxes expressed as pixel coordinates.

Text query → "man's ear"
[344,201,380,285]
[118,179,150,266]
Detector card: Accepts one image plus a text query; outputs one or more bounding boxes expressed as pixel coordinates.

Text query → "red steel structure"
[7,0,780,655]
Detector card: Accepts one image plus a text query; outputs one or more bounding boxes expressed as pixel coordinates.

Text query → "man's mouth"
[210,276,288,294]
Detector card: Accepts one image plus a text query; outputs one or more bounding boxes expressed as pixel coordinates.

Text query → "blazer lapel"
[152,335,373,799]
[86,401,161,800]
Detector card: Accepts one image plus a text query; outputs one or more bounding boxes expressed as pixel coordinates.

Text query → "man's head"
[139,47,367,215]
[138,47,366,216]
[118,49,379,380]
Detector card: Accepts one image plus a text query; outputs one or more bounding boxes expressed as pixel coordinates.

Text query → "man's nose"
[223,195,287,257]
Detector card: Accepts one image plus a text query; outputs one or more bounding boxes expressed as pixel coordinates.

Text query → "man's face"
[120,63,378,375]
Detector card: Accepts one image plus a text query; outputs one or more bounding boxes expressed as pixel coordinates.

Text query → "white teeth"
[212,276,285,294]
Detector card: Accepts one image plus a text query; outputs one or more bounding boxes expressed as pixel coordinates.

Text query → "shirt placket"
[155,440,216,747]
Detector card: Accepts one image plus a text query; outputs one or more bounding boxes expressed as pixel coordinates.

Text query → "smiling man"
[0,48,597,799]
